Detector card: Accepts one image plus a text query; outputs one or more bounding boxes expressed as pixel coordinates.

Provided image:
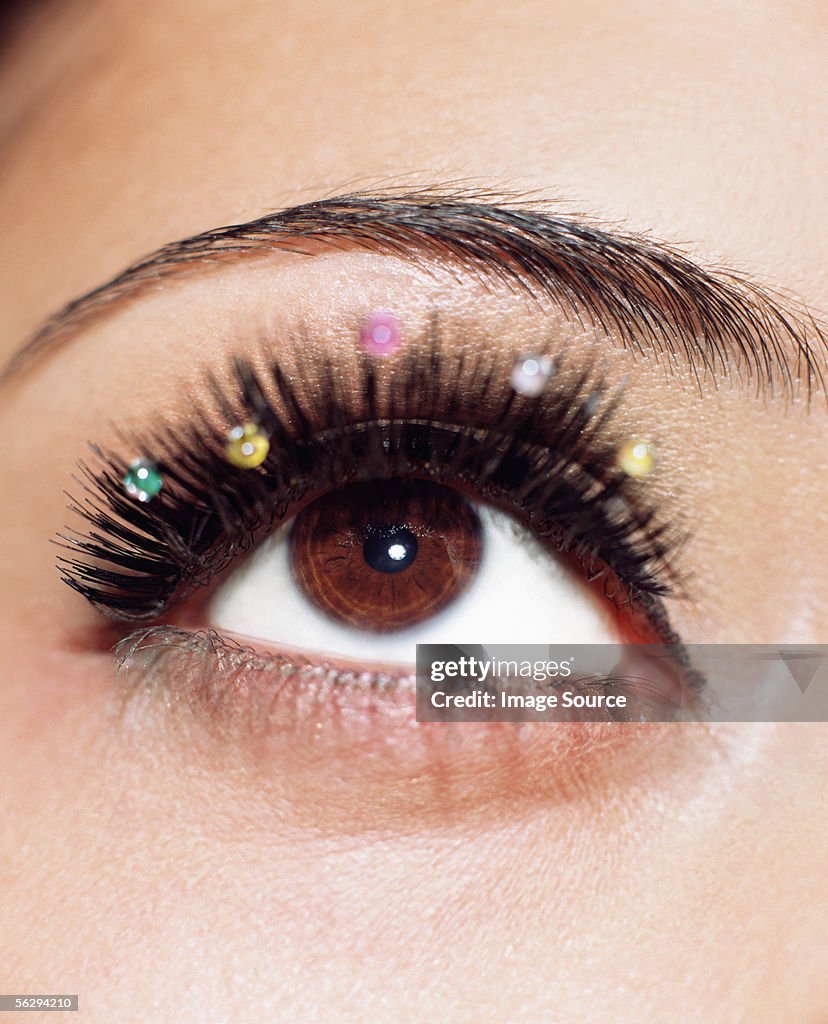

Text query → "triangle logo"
[778,651,825,693]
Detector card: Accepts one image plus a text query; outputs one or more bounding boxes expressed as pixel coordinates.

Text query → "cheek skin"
[1,677,827,1020]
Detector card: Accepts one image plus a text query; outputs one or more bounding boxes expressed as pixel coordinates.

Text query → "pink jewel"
[360,311,402,357]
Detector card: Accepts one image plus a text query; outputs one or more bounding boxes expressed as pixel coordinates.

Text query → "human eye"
[56,315,685,719]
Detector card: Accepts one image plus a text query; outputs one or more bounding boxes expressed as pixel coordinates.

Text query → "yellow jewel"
[225,422,270,469]
[617,438,656,478]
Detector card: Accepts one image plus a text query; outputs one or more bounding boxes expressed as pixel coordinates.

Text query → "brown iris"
[289,480,483,632]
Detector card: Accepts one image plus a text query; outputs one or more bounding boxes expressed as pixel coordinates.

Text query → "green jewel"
[123,460,163,502]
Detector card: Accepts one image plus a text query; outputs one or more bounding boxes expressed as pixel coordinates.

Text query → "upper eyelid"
[3,185,826,401]
[57,346,682,624]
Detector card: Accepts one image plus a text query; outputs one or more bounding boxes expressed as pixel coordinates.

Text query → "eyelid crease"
[5,185,826,402]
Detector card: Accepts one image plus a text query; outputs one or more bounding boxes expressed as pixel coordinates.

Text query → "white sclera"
[209,505,625,664]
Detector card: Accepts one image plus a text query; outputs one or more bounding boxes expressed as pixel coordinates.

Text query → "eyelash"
[56,338,682,629]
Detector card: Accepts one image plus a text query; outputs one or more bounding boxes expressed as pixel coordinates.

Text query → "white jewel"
[510,354,554,396]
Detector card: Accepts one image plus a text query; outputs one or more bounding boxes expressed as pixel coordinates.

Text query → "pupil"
[363,527,418,573]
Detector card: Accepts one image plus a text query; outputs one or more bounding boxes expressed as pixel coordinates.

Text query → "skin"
[0,1,826,1021]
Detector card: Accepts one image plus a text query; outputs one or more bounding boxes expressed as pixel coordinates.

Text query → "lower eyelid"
[100,622,721,842]
[110,622,708,814]
[75,600,729,839]
[114,623,705,727]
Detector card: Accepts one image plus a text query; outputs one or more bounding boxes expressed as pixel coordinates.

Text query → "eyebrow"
[2,187,826,398]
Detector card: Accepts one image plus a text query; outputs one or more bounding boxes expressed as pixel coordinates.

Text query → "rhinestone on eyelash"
[225,422,270,469]
[617,438,656,478]
[510,353,554,396]
[122,459,163,502]
[360,311,403,357]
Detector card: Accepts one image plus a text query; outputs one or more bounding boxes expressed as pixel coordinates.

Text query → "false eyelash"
[57,340,682,622]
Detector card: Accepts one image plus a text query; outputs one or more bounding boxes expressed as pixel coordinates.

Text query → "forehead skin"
[0,0,826,357]
[0,2,826,1023]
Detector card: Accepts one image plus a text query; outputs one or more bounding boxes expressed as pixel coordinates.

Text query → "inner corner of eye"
[205,478,641,662]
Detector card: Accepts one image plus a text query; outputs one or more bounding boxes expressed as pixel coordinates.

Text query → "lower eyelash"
[116,625,413,694]
[113,625,419,737]
[56,341,683,623]
[114,624,706,728]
